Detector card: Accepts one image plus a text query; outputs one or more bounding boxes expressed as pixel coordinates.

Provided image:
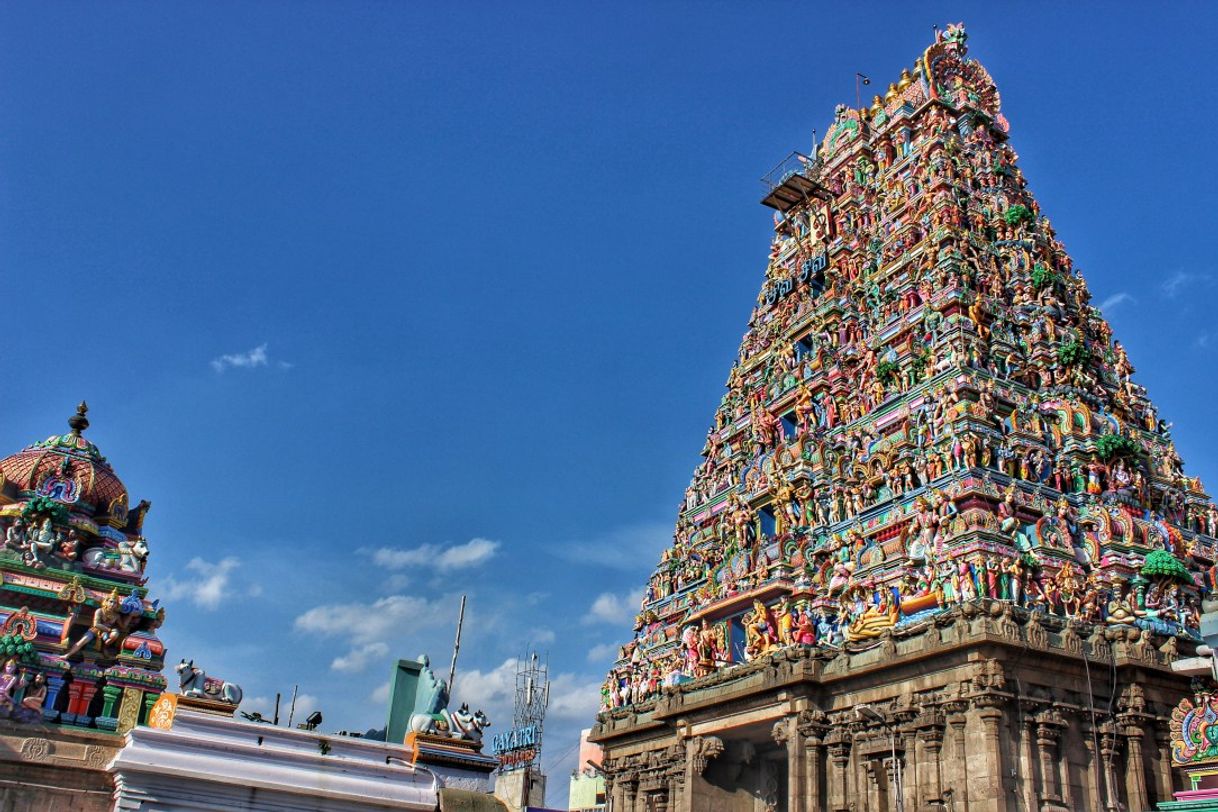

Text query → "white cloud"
[436,538,500,570]
[552,521,669,571]
[211,343,269,372]
[294,594,451,645]
[370,538,500,572]
[331,642,390,674]
[370,680,391,704]
[454,659,518,711]
[453,659,600,726]
[287,693,320,720]
[581,588,645,625]
[160,556,240,610]
[295,595,455,683]
[546,674,601,721]
[1099,292,1133,311]
[586,642,619,663]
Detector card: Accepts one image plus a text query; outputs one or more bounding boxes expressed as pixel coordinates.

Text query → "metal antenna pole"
[448,595,467,694]
[287,684,298,728]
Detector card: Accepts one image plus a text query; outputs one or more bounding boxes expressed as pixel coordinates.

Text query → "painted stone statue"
[406,655,491,743]
[176,658,243,705]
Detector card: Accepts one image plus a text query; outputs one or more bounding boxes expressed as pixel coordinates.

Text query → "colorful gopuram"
[592,24,1215,812]
[0,403,166,809]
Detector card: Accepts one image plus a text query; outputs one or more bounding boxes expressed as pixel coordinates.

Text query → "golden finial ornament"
[68,401,90,435]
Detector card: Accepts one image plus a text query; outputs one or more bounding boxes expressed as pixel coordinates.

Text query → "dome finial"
[68,401,90,435]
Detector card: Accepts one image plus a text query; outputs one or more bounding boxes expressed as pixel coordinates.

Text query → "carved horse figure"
[176,659,243,705]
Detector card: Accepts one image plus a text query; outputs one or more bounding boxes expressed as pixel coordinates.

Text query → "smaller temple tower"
[0,403,167,810]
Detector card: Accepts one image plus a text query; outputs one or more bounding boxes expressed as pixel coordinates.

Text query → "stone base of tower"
[591,600,1188,812]
[0,719,119,812]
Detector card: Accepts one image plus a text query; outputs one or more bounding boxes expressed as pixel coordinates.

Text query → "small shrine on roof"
[0,403,167,808]
[592,23,1216,812]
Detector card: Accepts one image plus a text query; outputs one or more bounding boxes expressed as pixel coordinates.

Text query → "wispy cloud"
[586,642,619,663]
[369,538,500,572]
[1196,333,1212,350]
[160,556,241,610]
[552,521,669,572]
[528,627,556,645]
[581,587,645,625]
[331,642,390,674]
[1099,292,1133,311]
[1161,271,1212,299]
[369,681,391,704]
[210,343,293,373]
[295,594,452,645]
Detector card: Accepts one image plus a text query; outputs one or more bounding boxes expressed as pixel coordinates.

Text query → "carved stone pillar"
[1099,722,1121,812]
[1035,711,1065,806]
[622,774,639,812]
[896,711,917,812]
[1119,715,1149,812]
[1016,712,1038,812]
[827,730,852,812]
[944,700,971,812]
[864,757,882,812]
[1080,720,1102,810]
[799,711,829,811]
[773,715,806,812]
[667,764,684,812]
[972,695,1008,811]
[916,713,945,805]
[1153,728,1175,805]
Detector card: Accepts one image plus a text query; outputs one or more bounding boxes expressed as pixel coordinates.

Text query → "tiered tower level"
[0,404,166,806]
[593,26,1212,812]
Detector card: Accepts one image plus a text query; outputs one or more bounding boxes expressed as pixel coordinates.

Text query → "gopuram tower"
[592,25,1214,812]
[0,404,166,809]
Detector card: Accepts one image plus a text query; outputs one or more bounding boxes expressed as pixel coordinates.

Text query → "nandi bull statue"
[409,702,490,744]
[404,655,491,744]
[176,659,243,705]
[82,537,149,574]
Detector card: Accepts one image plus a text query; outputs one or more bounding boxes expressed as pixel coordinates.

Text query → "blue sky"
[1,3,1216,801]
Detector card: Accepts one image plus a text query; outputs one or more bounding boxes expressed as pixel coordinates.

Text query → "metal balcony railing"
[760,151,831,212]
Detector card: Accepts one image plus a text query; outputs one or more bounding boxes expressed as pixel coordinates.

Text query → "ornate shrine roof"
[0,403,139,530]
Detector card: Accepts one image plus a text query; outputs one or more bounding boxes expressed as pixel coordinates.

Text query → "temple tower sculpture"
[0,403,166,810]
[592,25,1213,812]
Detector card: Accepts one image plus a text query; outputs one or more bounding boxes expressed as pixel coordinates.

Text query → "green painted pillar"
[100,685,122,719]
[141,691,159,725]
